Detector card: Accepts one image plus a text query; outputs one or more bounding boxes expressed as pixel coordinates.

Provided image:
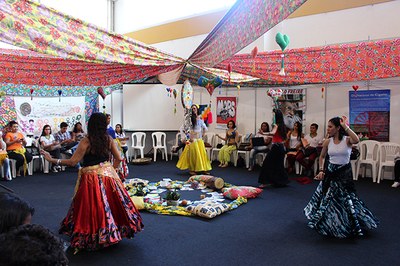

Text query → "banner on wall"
[216,97,237,129]
[14,97,86,137]
[273,88,306,130]
[349,90,390,141]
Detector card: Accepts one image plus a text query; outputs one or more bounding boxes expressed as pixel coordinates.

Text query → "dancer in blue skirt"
[304,115,378,238]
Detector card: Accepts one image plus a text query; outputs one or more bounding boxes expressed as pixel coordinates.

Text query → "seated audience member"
[0,224,69,266]
[39,125,62,173]
[115,123,129,158]
[0,131,11,181]
[0,192,35,234]
[54,122,78,154]
[71,122,86,142]
[1,121,11,140]
[285,121,303,174]
[216,120,240,168]
[106,114,128,179]
[247,122,272,171]
[4,121,33,176]
[296,123,323,177]
[106,114,116,139]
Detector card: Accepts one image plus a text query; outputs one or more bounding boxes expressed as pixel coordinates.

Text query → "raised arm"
[340,115,359,145]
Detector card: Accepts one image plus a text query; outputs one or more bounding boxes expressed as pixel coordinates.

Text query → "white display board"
[122,84,185,131]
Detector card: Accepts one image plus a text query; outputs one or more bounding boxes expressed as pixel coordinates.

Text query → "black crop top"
[82,152,110,167]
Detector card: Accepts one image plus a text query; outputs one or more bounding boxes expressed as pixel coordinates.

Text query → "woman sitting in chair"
[0,132,11,181]
[247,122,272,171]
[216,120,240,168]
[176,104,212,175]
[4,121,32,177]
[39,125,62,173]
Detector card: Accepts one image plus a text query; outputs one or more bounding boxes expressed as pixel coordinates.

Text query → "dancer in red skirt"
[41,113,143,251]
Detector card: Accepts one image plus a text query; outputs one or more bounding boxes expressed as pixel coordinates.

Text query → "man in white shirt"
[296,123,323,177]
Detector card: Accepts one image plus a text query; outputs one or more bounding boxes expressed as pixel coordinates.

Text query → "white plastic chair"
[350,143,360,180]
[377,142,400,183]
[0,140,12,180]
[26,137,44,175]
[170,132,184,160]
[210,135,225,162]
[237,134,250,168]
[130,132,146,160]
[355,140,380,182]
[152,132,168,162]
[255,152,267,167]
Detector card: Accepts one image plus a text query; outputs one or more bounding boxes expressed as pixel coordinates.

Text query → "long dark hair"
[294,121,302,141]
[40,124,51,137]
[274,109,287,141]
[87,113,110,157]
[190,104,198,128]
[115,123,123,134]
[329,116,346,141]
[72,122,84,133]
[0,192,35,234]
[261,122,270,132]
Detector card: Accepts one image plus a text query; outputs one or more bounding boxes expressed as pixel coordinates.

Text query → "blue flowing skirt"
[304,163,379,238]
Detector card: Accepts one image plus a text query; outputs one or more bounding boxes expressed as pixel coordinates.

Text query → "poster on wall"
[273,88,306,130]
[349,90,390,141]
[216,97,237,129]
[13,96,86,137]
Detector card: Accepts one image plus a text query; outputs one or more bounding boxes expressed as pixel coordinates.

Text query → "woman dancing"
[304,115,378,238]
[176,104,212,175]
[41,113,143,251]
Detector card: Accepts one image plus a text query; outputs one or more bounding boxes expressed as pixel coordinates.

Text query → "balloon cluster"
[197,76,223,96]
[165,87,177,99]
[0,91,5,97]
[166,87,178,114]
[267,88,283,102]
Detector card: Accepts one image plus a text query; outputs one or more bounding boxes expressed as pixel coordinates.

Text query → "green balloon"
[275,33,290,51]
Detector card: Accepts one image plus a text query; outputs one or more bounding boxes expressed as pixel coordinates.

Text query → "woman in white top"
[39,125,61,173]
[304,115,378,238]
[247,122,272,171]
[176,104,211,175]
[285,121,303,174]
[115,124,129,159]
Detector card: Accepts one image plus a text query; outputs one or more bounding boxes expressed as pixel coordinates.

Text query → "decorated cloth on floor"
[221,186,263,199]
[125,176,252,218]
[144,196,247,217]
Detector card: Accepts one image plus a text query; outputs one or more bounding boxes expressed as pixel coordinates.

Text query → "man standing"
[296,123,323,177]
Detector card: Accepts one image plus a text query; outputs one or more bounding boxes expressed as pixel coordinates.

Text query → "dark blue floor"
[2,159,399,266]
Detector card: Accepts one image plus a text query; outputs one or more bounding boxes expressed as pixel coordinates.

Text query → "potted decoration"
[165,189,181,206]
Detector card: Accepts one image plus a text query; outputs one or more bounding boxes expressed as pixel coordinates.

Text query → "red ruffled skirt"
[59,162,143,251]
